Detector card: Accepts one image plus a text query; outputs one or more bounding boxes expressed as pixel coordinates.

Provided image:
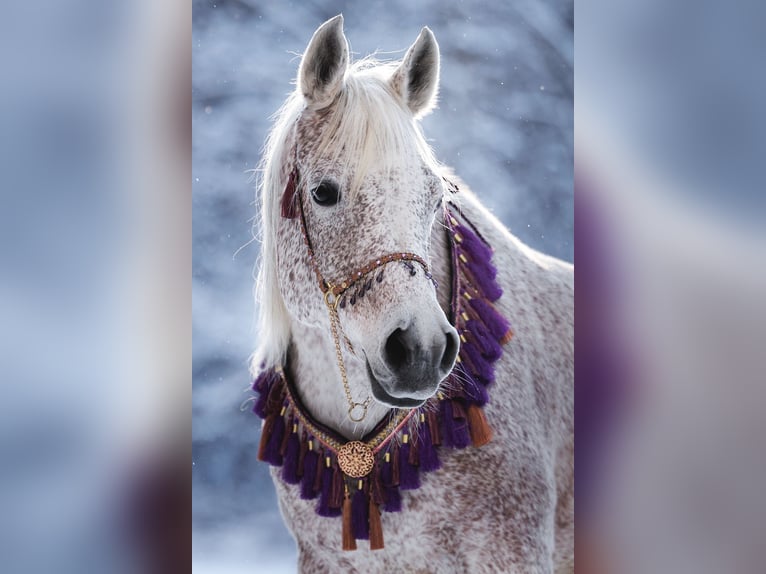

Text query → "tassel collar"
[251,203,513,551]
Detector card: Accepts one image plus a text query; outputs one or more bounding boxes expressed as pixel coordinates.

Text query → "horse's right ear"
[299,15,349,109]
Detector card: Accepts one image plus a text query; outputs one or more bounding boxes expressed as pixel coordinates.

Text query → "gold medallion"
[337,441,375,478]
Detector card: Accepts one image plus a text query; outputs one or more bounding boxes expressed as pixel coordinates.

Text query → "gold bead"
[403,434,409,444]
[325,456,332,468]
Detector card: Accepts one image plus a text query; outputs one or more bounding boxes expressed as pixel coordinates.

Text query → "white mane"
[252,58,443,372]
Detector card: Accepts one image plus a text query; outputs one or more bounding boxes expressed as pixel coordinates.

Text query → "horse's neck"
[287,220,452,440]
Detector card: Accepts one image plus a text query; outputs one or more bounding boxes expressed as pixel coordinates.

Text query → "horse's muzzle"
[366,324,459,407]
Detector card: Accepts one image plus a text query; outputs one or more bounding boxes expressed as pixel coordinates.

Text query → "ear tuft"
[390,27,441,118]
[299,15,349,109]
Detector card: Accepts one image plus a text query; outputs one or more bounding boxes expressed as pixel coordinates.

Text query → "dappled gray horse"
[251,15,573,573]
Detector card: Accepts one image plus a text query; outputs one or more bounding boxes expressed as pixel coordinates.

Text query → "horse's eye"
[311,181,340,206]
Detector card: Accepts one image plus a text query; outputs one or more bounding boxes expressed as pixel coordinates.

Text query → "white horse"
[252,15,573,573]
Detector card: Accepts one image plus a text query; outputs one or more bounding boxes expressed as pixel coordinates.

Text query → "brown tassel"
[467,404,493,447]
[391,445,400,486]
[368,498,384,550]
[279,415,293,456]
[297,432,308,477]
[427,411,442,446]
[408,436,420,466]
[330,464,344,509]
[500,329,514,345]
[342,489,357,551]
[257,413,276,461]
[313,450,325,492]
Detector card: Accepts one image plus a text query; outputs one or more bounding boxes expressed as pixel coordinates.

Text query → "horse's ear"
[390,27,440,118]
[299,15,349,109]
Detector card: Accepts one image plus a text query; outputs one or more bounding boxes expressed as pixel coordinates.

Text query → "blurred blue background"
[192,1,572,571]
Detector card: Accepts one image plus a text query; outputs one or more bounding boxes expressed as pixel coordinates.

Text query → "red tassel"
[257,413,275,462]
[368,499,384,550]
[467,404,493,447]
[342,489,357,551]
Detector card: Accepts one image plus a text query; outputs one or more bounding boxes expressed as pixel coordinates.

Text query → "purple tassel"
[379,453,402,512]
[417,421,441,472]
[461,340,495,384]
[460,369,490,406]
[251,370,276,394]
[469,298,511,343]
[281,429,300,484]
[262,412,285,465]
[398,441,420,490]
[300,449,319,499]
[316,462,340,517]
[252,391,270,419]
[467,320,503,361]
[251,372,279,418]
[456,223,493,262]
[352,487,370,540]
[441,400,471,449]
[465,261,503,301]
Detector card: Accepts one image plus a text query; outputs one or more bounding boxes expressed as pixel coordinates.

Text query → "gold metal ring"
[348,403,368,422]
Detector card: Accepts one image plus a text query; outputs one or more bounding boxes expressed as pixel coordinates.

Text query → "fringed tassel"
[398,435,420,490]
[342,489,357,551]
[455,223,493,263]
[281,423,300,484]
[280,169,299,219]
[460,340,496,385]
[352,482,370,540]
[460,369,490,406]
[300,445,319,500]
[441,400,471,449]
[379,452,402,512]
[466,320,503,361]
[330,463,344,511]
[251,369,278,394]
[316,458,341,516]
[252,370,281,419]
[468,298,512,345]
[417,417,441,472]
[260,408,286,465]
[467,404,494,447]
[463,260,503,301]
[427,411,442,446]
[368,498,384,550]
[257,413,275,462]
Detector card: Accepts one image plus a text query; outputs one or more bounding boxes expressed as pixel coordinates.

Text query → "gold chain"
[325,285,371,422]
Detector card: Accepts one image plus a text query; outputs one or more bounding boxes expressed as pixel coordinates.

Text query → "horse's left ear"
[390,27,440,118]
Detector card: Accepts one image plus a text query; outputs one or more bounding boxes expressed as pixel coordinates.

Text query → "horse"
[251,15,573,573]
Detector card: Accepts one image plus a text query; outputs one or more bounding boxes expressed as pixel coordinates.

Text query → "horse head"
[257,15,458,410]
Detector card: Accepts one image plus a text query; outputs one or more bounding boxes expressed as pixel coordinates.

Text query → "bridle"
[280,156,438,422]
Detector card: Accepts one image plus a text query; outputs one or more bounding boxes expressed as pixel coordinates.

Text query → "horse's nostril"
[441,330,459,372]
[384,328,409,370]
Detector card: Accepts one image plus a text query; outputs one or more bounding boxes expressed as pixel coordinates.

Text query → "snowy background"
[192,1,572,572]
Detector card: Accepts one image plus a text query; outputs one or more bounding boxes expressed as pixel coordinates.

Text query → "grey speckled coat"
[253,16,573,574]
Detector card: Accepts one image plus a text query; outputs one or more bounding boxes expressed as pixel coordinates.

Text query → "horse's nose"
[383,326,459,387]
